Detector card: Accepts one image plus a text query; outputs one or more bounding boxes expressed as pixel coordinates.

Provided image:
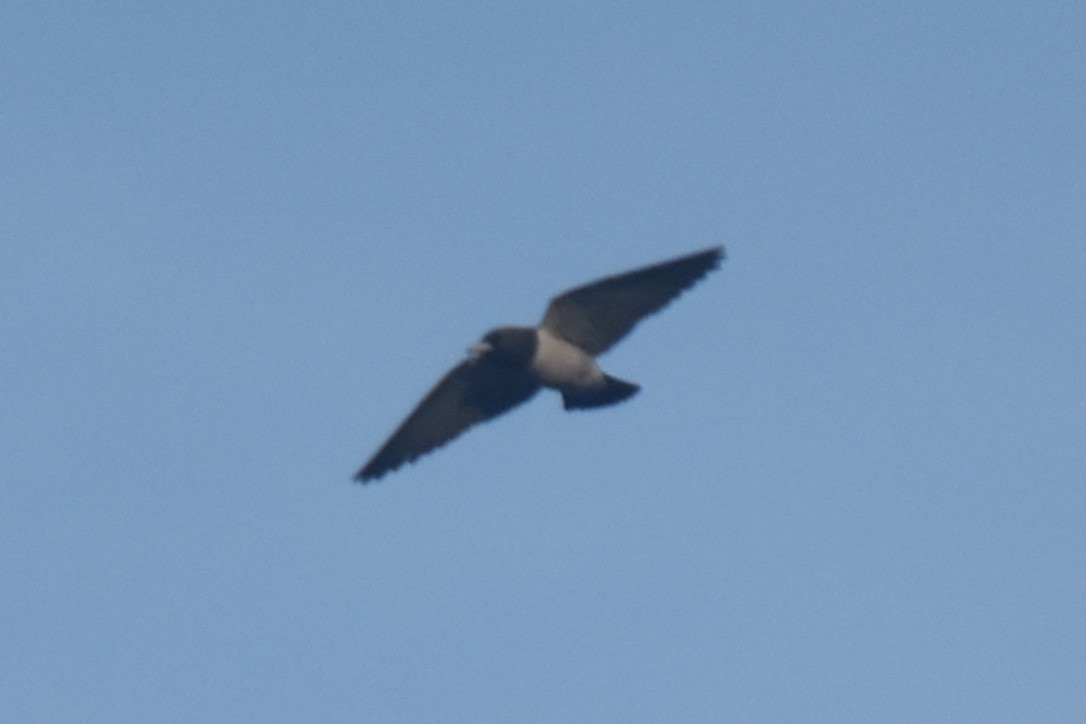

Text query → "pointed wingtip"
[356,456,405,483]
[686,244,725,272]
[354,467,378,483]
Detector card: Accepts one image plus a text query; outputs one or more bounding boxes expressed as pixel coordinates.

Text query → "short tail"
[562,374,640,410]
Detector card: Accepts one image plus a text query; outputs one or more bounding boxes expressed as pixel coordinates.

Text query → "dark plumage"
[356,246,725,482]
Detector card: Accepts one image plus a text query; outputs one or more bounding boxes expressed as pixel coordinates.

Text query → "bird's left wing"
[356,357,540,482]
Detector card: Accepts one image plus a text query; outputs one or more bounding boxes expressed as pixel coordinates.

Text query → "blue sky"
[3,2,1084,721]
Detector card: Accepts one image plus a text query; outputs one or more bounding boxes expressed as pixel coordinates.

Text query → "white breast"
[531,328,605,391]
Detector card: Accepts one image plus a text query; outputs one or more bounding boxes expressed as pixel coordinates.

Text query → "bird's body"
[531,328,605,391]
[356,246,725,482]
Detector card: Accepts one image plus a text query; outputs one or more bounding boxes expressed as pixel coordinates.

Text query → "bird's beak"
[467,340,492,358]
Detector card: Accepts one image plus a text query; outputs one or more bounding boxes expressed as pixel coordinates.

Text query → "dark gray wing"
[540,246,724,355]
[356,357,540,482]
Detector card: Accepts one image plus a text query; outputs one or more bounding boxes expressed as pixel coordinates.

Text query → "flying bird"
[356,245,725,482]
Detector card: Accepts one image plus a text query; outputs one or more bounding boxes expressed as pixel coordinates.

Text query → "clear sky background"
[3,2,1084,722]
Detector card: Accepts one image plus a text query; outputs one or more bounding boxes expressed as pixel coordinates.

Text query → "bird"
[355,245,725,482]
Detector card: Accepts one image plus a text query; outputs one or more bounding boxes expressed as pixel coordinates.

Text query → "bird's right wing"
[356,357,540,482]
[540,246,724,356]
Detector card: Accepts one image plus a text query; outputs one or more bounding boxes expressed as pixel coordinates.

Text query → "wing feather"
[540,246,724,355]
[356,357,540,482]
